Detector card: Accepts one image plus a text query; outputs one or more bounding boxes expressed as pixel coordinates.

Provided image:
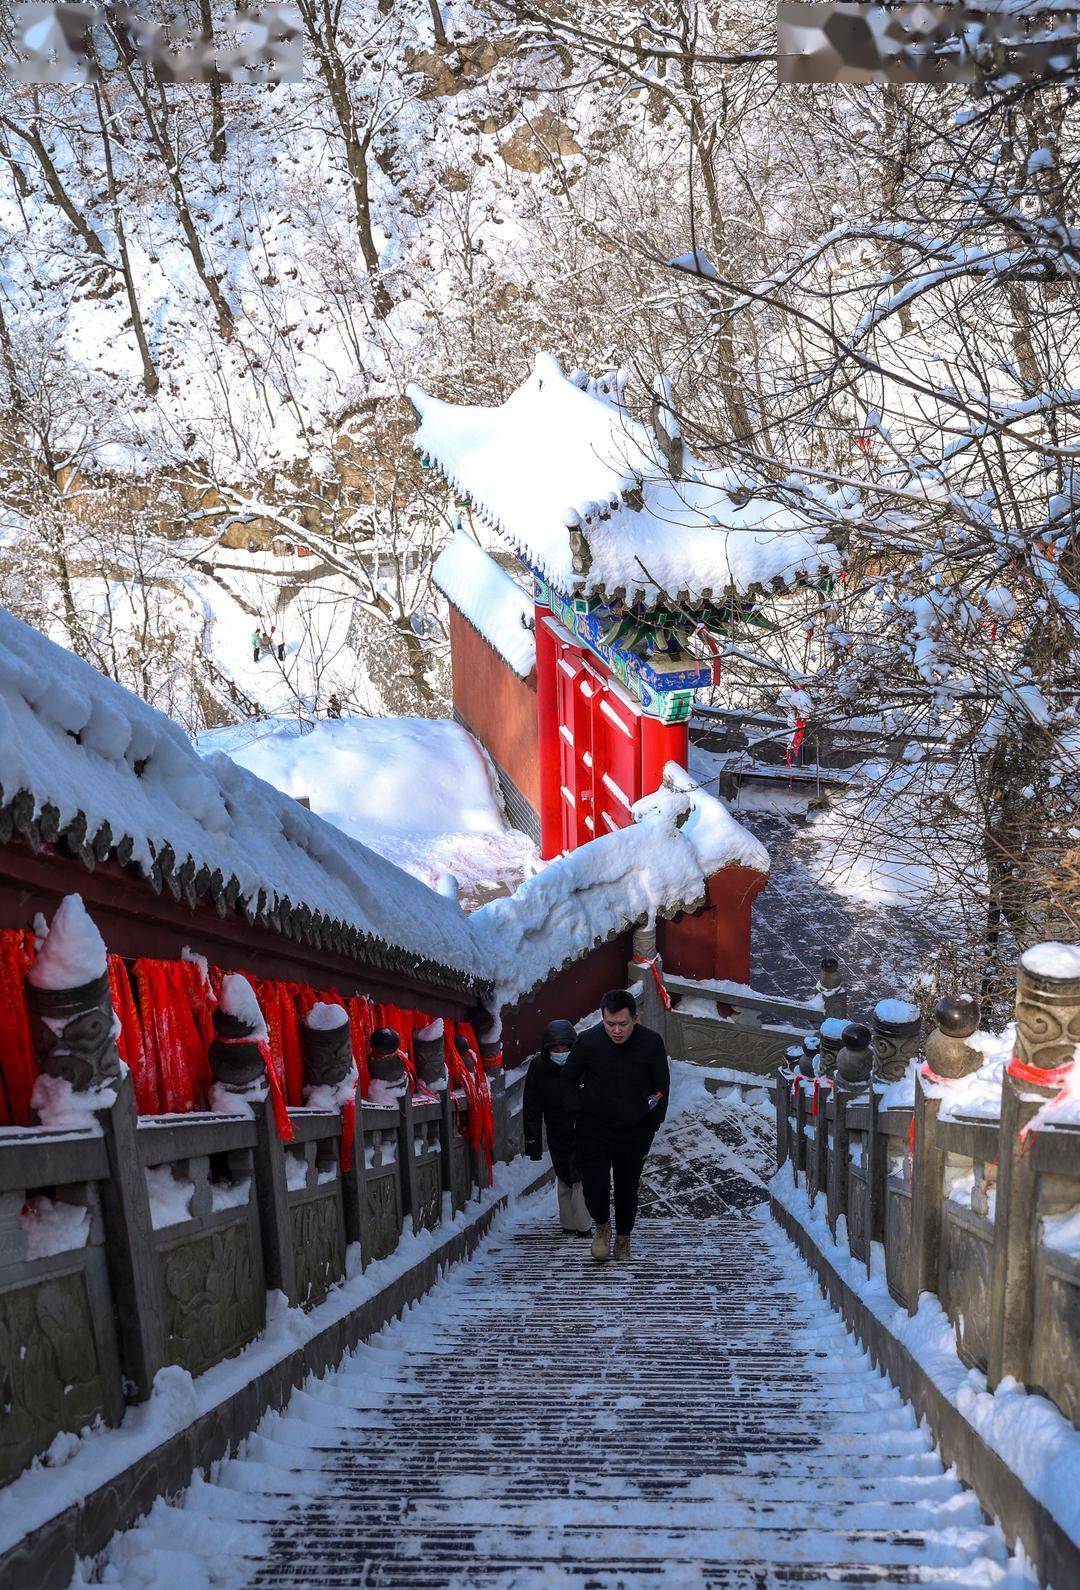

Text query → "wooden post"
[251,1096,297,1304]
[907,1077,945,1315]
[812,1081,829,1211]
[98,1072,167,1399]
[397,1088,421,1233]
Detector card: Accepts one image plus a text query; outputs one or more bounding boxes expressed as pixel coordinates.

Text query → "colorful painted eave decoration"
[537,575,709,723]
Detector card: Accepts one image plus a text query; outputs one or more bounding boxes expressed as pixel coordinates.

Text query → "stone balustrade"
[776,954,1080,1435]
[0,1045,524,1490]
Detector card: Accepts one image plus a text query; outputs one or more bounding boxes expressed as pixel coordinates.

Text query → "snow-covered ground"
[198,714,538,908]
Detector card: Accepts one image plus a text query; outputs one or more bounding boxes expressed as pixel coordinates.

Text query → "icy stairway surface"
[88,1202,1029,1587]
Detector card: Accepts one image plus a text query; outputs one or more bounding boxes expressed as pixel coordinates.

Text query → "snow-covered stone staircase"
[92,1198,1023,1587]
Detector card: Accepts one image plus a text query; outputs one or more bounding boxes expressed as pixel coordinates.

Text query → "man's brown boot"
[591,1221,611,1263]
[614,1234,631,1261]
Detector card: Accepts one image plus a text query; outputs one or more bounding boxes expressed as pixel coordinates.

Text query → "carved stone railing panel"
[938,1199,994,1372]
[0,1172,123,1487]
[290,1191,347,1311]
[1030,1247,1080,1428]
[159,1215,265,1378]
[363,1171,402,1263]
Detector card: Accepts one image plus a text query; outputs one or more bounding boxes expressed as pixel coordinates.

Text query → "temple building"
[419,353,837,862]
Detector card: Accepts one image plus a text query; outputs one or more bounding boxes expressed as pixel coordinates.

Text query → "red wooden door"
[555,643,598,851]
[592,675,642,835]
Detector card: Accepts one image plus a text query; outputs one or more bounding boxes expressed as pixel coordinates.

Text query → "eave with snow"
[0,607,489,1013]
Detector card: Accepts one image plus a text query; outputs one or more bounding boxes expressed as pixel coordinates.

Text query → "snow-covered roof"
[408,354,838,608]
[0,607,486,996]
[432,530,536,678]
[472,766,768,1009]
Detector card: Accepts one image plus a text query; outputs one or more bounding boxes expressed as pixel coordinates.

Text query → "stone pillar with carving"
[413,1018,448,1092]
[871,999,923,1086]
[208,976,270,1099]
[989,943,1080,1390]
[924,994,982,1080]
[300,1003,355,1102]
[800,1033,820,1079]
[26,899,122,1105]
[368,1027,408,1106]
[473,1011,504,1073]
[1013,944,1080,1084]
[26,895,166,1399]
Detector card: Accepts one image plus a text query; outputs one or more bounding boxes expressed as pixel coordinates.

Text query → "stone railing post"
[27,902,166,1401]
[828,1023,870,1238]
[341,1077,368,1265]
[871,999,923,1086]
[489,1068,509,1164]
[988,947,1080,1390]
[906,1074,944,1314]
[209,985,297,1304]
[775,1069,789,1171]
[925,994,982,1079]
[632,924,669,1049]
[397,1087,421,1234]
[817,956,847,1021]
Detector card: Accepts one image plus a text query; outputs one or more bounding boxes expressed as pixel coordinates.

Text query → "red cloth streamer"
[632,953,672,1010]
[811,1076,833,1118]
[786,718,806,769]
[0,929,37,1127]
[1007,1053,1076,1146]
[446,1022,495,1184]
[259,1038,295,1142]
[108,958,153,1112]
[133,959,214,1113]
[340,1097,356,1173]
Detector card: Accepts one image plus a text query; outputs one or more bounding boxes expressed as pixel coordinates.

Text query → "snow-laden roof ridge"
[0,605,486,994]
[472,768,768,1010]
[432,529,536,678]
[409,354,839,607]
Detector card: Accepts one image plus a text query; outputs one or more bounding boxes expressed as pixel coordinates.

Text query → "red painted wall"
[501,928,633,1068]
[449,607,540,813]
[658,865,767,984]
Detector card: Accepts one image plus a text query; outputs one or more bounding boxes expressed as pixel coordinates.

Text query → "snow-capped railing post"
[302,1003,360,1260]
[924,994,983,1081]
[209,985,298,1306]
[988,947,1080,1391]
[871,1001,922,1087]
[816,956,847,1021]
[632,924,670,1050]
[26,895,167,1400]
[827,1024,871,1237]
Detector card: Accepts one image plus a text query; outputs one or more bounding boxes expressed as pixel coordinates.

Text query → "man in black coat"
[523,1019,592,1235]
[562,989,669,1263]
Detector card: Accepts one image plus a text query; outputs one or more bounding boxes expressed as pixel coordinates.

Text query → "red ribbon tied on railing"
[1007,1054,1076,1147]
[632,953,672,1010]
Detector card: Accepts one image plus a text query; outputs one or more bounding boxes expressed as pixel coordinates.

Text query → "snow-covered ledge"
[472,764,767,1013]
[768,1177,1080,1587]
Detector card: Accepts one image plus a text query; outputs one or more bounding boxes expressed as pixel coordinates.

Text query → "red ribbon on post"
[1007,1054,1076,1147]
[632,953,672,1010]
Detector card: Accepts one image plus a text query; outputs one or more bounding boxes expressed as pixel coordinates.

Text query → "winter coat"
[562,1021,669,1147]
[523,1052,580,1185]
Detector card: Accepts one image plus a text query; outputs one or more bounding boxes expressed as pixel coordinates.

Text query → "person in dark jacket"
[523,1019,592,1236]
[562,989,669,1263]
